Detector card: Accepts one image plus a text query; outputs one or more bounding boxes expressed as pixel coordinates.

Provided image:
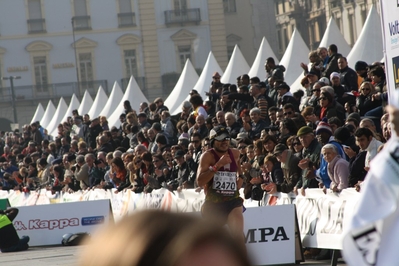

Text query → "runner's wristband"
[209,165,219,172]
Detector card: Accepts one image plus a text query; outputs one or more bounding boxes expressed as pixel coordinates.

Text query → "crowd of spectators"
[0,44,389,200]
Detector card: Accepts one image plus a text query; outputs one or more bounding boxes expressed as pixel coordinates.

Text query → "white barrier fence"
[0,188,360,251]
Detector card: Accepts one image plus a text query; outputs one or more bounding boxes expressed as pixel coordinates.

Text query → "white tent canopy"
[87,86,108,119]
[184,52,224,103]
[30,103,45,124]
[78,90,93,116]
[319,18,351,57]
[248,37,279,79]
[347,5,383,68]
[279,29,310,86]
[221,45,250,84]
[50,94,80,136]
[46,98,68,136]
[40,100,56,130]
[60,94,80,124]
[99,82,124,119]
[108,76,149,128]
[165,59,199,115]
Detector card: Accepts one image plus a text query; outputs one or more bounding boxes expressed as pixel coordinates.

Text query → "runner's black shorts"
[201,197,244,224]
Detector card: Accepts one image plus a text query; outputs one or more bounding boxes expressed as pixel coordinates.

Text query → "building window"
[223,0,236,13]
[178,45,191,70]
[118,0,136,27]
[348,13,357,46]
[124,49,138,78]
[27,0,45,33]
[174,0,187,10]
[79,53,93,89]
[73,0,91,30]
[33,56,48,92]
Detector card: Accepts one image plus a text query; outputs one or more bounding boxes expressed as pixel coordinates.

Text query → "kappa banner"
[262,189,360,250]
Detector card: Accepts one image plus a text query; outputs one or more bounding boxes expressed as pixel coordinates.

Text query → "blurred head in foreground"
[79,210,251,266]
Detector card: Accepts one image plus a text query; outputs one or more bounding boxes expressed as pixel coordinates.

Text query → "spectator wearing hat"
[322,44,342,79]
[168,150,191,191]
[295,126,322,195]
[154,97,168,115]
[306,71,320,93]
[338,57,358,92]
[315,120,346,189]
[262,143,301,194]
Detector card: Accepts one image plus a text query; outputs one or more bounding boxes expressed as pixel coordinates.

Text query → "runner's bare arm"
[196,151,216,187]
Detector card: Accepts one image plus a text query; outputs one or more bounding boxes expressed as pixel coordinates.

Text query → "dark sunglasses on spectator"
[284,111,293,116]
[238,146,247,150]
[167,159,173,162]
[293,142,301,146]
[361,88,370,91]
[213,76,220,79]
[152,160,160,163]
[312,89,321,92]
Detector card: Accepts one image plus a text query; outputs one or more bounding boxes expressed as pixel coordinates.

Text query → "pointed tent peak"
[87,85,109,119]
[30,103,45,124]
[78,90,94,115]
[99,81,124,118]
[126,75,149,103]
[221,45,250,84]
[108,75,150,128]
[279,28,310,86]
[40,100,56,129]
[165,58,199,115]
[46,97,69,136]
[248,37,279,79]
[319,17,351,57]
[347,4,382,68]
[190,51,224,100]
[57,94,81,134]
